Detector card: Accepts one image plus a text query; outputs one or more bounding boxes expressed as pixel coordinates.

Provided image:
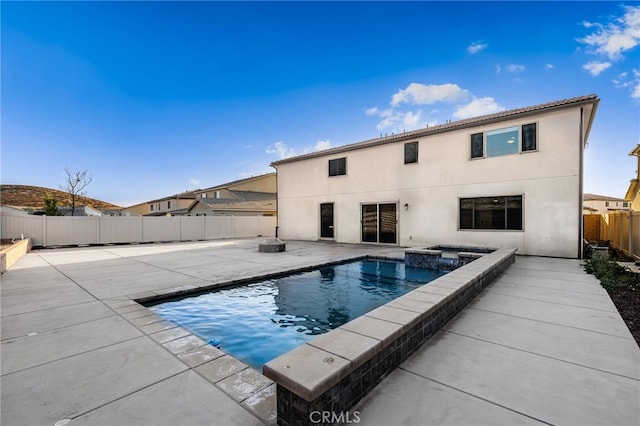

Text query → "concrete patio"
[1,238,638,425]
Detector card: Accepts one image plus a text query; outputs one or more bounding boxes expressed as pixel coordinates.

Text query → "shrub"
[584,256,638,290]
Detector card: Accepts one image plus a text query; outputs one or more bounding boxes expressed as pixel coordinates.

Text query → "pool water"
[149,259,445,369]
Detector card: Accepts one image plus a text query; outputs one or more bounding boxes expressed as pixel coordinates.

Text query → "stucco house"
[625,144,640,210]
[271,94,599,258]
[118,173,276,217]
[583,193,630,214]
[187,173,276,216]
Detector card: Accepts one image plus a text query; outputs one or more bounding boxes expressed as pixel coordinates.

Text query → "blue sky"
[2,1,639,206]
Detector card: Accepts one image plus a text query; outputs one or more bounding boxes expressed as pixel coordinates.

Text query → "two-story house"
[119,174,276,217]
[186,173,276,216]
[583,193,630,214]
[271,95,599,258]
[625,144,640,210]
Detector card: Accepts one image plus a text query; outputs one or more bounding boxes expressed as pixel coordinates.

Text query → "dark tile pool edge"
[107,254,405,425]
[135,255,375,306]
[263,248,517,426]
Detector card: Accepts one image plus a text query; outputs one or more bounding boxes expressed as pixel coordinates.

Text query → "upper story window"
[168,201,171,209]
[150,204,154,211]
[329,157,347,176]
[404,142,418,164]
[521,123,537,152]
[470,133,483,158]
[201,193,207,198]
[470,123,537,159]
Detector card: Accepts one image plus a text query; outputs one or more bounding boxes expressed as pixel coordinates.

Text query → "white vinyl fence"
[1,213,276,247]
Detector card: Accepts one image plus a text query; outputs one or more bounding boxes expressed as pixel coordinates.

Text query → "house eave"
[271,94,600,167]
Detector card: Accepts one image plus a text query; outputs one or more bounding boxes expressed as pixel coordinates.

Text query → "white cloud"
[632,69,640,99]
[314,140,333,151]
[545,64,554,70]
[506,64,526,73]
[583,61,612,76]
[453,97,504,119]
[579,6,640,61]
[266,141,295,159]
[467,42,488,54]
[189,179,200,186]
[390,83,469,107]
[266,140,333,159]
[366,107,432,132]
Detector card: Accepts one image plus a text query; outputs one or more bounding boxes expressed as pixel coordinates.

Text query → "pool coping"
[263,247,516,425]
[120,247,515,425]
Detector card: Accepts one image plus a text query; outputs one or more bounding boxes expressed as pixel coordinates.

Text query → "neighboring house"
[117,191,198,216]
[0,206,30,216]
[583,193,630,214]
[272,94,599,258]
[625,144,640,210]
[145,191,199,216]
[118,173,277,217]
[187,192,276,216]
[59,205,103,216]
[187,173,277,216]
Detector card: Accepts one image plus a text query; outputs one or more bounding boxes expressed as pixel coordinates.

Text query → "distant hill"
[0,185,121,210]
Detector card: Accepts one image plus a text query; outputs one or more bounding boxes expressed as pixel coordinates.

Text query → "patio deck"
[1,239,638,425]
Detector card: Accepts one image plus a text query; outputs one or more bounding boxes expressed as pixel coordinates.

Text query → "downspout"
[579,107,585,259]
[271,165,279,238]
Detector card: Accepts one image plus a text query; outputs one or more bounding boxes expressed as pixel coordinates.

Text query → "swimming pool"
[149,258,445,369]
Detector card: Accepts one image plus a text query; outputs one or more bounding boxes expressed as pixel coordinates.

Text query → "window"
[201,193,207,198]
[167,201,171,209]
[623,202,629,208]
[150,204,154,211]
[404,142,418,164]
[470,123,537,159]
[522,123,537,152]
[460,196,523,230]
[470,133,483,158]
[329,157,347,176]
[486,126,519,157]
[605,201,610,207]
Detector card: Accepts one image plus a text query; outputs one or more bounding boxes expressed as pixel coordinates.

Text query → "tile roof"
[272,94,599,166]
[583,193,627,202]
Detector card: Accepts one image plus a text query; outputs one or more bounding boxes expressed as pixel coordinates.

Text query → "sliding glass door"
[361,203,397,244]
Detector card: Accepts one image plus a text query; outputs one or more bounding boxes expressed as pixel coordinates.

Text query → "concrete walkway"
[356,256,640,425]
[1,239,638,425]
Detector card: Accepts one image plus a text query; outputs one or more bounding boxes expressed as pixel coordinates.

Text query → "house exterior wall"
[229,174,276,192]
[275,108,587,258]
[148,198,194,215]
[119,202,149,216]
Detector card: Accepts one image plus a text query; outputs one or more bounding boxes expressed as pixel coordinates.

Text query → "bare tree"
[60,167,92,216]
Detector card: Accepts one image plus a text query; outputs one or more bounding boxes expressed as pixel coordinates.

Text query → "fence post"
[96,216,101,244]
[43,215,47,247]
[139,216,143,243]
[629,210,633,257]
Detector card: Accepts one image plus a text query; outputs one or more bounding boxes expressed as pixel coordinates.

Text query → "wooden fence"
[1,212,276,247]
[584,211,640,259]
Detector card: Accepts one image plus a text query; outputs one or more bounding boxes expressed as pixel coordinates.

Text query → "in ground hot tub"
[405,244,497,271]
